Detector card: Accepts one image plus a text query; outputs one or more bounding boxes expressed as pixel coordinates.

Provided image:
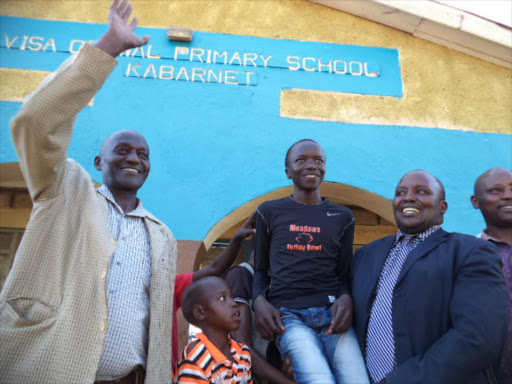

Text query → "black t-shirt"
[223,263,254,306]
[252,196,354,309]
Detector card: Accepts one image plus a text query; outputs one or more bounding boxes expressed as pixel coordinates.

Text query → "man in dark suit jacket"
[351,170,507,384]
[471,168,512,384]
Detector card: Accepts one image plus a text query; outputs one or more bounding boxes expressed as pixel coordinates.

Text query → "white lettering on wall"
[285,55,380,77]
[2,33,385,87]
[5,35,57,52]
[125,63,258,86]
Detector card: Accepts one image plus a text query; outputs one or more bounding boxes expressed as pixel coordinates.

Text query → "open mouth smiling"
[499,204,512,212]
[122,167,141,174]
[402,207,420,215]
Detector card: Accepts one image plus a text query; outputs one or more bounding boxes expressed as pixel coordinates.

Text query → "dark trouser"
[94,366,145,384]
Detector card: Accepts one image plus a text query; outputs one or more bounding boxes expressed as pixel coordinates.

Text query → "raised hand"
[95,0,150,58]
[233,211,257,240]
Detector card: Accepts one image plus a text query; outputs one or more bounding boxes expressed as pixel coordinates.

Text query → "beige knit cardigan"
[0,44,177,384]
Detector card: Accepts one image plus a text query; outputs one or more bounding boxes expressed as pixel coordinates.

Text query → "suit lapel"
[371,236,396,283]
[396,228,449,286]
[364,236,396,311]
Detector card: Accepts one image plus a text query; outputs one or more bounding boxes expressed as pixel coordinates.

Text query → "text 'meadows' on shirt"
[253,196,355,310]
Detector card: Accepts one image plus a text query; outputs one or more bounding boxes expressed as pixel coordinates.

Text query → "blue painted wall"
[1,17,510,239]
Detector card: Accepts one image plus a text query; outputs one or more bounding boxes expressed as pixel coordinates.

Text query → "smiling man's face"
[95,130,150,194]
[392,171,447,234]
[285,141,326,192]
[472,168,512,229]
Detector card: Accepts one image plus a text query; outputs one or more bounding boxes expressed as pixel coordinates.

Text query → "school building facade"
[1,0,511,344]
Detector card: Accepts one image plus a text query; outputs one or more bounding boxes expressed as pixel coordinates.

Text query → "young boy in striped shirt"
[175,276,252,383]
[175,276,296,384]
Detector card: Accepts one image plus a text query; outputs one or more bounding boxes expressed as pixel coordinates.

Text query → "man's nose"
[125,150,140,163]
[404,190,416,201]
[503,187,512,199]
[305,159,318,169]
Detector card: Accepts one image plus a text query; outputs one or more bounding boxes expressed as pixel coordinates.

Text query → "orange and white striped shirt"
[174,333,253,384]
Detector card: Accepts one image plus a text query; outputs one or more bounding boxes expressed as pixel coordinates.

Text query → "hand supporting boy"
[326,293,353,335]
[253,294,285,340]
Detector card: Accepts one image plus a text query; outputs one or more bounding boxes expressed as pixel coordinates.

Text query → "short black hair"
[473,168,512,196]
[182,276,226,326]
[284,139,319,168]
[398,170,446,201]
[182,278,209,326]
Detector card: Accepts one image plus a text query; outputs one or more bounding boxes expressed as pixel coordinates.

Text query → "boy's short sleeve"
[174,339,209,383]
[224,266,253,306]
[175,272,194,310]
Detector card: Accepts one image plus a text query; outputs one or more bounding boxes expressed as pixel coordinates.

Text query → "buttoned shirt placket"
[96,186,152,380]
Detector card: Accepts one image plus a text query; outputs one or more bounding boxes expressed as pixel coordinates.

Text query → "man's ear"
[285,168,291,180]
[192,304,206,321]
[470,195,480,210]
[94,156,102,171]
[440,200,448,215]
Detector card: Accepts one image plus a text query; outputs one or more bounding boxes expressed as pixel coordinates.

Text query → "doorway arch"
[199,181,397,267]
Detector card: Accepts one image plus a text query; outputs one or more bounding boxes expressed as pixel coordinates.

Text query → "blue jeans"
[277,306,369,384]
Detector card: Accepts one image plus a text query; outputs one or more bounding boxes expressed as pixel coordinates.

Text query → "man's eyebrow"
[114,142,149,150]
[396,184,432,189]
[113,142,132,148]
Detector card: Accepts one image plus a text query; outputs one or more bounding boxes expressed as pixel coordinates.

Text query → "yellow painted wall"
[1,0,511,134]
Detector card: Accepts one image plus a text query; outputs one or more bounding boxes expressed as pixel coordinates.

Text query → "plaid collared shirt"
[480,230,512,381]
[96,185,152,380]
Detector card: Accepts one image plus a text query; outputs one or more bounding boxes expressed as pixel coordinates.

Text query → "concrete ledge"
[0,162,26,189]
[0,68,94,105]
[0,208,31,228]
[280,88,512,134]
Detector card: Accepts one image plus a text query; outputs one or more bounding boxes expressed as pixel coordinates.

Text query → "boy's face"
[286,141,326,192]
[203,279,241,332]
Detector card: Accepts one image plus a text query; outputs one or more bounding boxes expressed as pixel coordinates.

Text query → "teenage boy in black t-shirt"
[252,139,369,384]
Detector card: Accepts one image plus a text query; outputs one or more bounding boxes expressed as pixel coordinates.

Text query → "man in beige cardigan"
[0,1,176,383]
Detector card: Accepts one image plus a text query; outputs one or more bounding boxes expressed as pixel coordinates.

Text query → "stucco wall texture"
[1,0,511,134]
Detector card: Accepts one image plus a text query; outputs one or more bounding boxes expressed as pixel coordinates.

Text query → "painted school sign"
[1,16,402,94]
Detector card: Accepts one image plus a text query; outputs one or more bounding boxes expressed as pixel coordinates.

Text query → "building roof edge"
[310,0,512,69]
